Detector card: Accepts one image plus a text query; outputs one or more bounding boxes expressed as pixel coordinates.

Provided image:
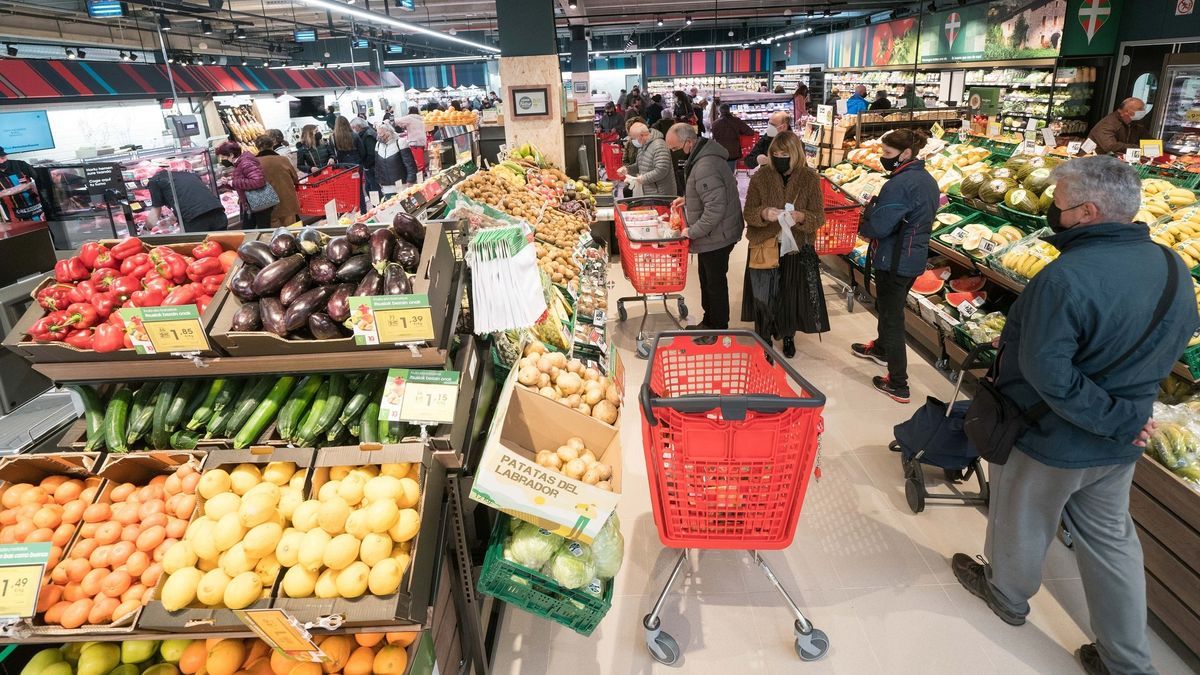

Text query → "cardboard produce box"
[271,444,444,628]
[469,373,621,544]
[2,231,244,363]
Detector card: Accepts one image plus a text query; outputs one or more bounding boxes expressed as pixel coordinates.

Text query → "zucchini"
[150,380,181,450]
[170,429,201,450]
[338,371,384,425]
[326,420,347,443]
[126,382,160,445]
[223,377,276,439]
[310,373,347,441]
[210,378,243,418]
[295,381,331,447]
[164,379,201,432]
[70,385,106,451]
[359,400,381,444]
[277,375,324,441]
[377,413,391,446]
[233,376,298,449]
[185,378,230,431]
[102,388,132,453]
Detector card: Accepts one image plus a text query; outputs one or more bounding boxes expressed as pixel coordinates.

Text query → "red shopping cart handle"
[640,329,827,426]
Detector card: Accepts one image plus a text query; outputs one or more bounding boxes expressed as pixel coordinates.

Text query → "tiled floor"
[491,235,1200,675]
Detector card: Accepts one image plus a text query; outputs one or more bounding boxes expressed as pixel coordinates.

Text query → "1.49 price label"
[379,368,460,426]
[347,295,436,345]
[0,542,51,619]
[117,305,210,355]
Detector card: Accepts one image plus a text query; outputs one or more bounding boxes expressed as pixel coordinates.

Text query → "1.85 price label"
[117,305,210,355]
[347,295,436,345]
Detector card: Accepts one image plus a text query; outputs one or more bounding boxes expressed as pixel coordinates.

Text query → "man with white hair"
[618,122,675,198]
[349,116,378,199]
[1087,97,1149,155]
[953,156,1199,675]
[744,111,791,168]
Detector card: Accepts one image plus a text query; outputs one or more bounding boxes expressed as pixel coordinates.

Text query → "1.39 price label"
[117,305,210,355]
[347,295,436,345]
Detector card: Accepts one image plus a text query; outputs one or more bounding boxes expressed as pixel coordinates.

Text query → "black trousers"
[183,208,228,232]
[874,270,917,387]
[400,148,418,184]
[696,241,736,329]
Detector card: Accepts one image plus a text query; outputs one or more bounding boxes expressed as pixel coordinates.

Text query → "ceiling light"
[201,21,213,35]
[129,52,138,61]
[158,15,172,31]
[77,49,86,58]
[234,28,247,39]
[727,29,734,37]
[569,0,578,7]
[5,45,16,57]
[323,51,331,58]
[65,48,76,59]
[685,15,693,25]
[209,55,218,65]
[167,54,175,63]
[242,58,248,66]
[295,0,500,53]
[118,50,127,60]
[656,17,663,26]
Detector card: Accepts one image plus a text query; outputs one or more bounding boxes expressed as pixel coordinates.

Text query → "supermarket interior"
[1,0,1200,674]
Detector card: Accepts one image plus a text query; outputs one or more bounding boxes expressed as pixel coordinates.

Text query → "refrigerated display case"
[1156,54,1200,156]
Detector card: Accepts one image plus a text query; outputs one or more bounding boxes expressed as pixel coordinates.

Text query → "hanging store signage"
[826,17,918,68]
[643,48,769,77]
[1060,0,1124,56]
[919,5,989,63]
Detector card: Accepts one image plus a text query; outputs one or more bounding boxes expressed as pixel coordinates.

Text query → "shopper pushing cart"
[640,330,829,664]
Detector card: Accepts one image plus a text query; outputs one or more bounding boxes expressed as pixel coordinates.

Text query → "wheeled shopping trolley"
[639,331,829,665]
[614,197,690,356]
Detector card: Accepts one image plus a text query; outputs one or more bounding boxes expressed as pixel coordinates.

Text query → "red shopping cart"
[598,131,624,182]
[614,197,690,355]
[736,132,760,175]
[639,330,829,665]
[296,166,363,216]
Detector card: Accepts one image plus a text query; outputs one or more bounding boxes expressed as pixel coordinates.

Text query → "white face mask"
[632,139,643,148]
[1131,109,1148,121]
[765,125,780,138]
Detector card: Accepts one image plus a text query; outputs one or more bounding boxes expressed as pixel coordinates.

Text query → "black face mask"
[220,159,234,168]
[1047,202,1086,233]
[771,156,791,175]
[881,150,911,172]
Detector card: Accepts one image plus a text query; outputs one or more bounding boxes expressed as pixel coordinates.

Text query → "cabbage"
[591,514,624,579]
[548,541,596,589]
[507,522,564,569]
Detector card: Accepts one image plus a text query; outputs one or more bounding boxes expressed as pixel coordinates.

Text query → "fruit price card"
[0,542,50,619]
[347,295,436,345]
[117,305,210,355]
[236,608,326,663]
[379,368,461,425]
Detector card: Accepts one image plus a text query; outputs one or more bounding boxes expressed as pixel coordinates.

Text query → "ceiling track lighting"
[5,45,17,57]
[129,52,138,61]
[77,48,86,59]
[201,21,213,35]
[234,28,247,40]
[158,15,171,31]
[118,50,127,60]
[65,48,76,59]
[656,17,663,26]
[569,0,578,7]
[684,15,693,25]
[295,0,499,53]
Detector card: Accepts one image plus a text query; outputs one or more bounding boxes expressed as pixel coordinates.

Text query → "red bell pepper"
[89,292,119,319]
[28,311,69,342]
[218,250,239,273]
[191,240,223,260]
[152,252,188,284]
[63,302,99,330]
[79,242,106,270]
[93,323,124,353]
[196,294,213,316]
[186,257,223,283]
[162,285,198,307]
[143,276,172,297]
[109,275,141,300]
[90,267,119,290]
[120,253,152,278]
[66,280,100,304]
[63,329,95,350]
[110,237,144,260]
[130,288,165,308]
[36,284,76,312]
[54,257,89,283]
[199,273,225,296]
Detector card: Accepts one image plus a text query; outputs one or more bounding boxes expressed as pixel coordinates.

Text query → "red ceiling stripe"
[119,62,156,94]
[0,61,57,97]
[47,60,92,95]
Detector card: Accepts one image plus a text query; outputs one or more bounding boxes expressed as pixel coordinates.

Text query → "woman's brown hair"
[332,116,356,152]
[881,128,929,156]
[300,124,319,148]
[768,131,806,175]
[253,135,277,154]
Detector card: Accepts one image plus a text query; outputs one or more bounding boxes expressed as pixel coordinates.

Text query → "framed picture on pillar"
[510,86,550,118]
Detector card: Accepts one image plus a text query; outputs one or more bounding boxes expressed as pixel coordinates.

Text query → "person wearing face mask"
[711,104,756,173]
[617,122,676,198]
[1087,97,1149,155]
[741,131,828,357]
[952,156,1198,675]
[666,123,743,331]
[743,111,791,169]
[850,129,938,403]
[215,141,272,229]
[845,85,870,115]
[598,102,626,138]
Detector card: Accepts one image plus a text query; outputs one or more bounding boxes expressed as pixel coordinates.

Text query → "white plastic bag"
[778,210,799,257]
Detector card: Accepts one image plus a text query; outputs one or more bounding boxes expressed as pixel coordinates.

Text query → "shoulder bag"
[964,245,1179,464]
[244,181,280,213]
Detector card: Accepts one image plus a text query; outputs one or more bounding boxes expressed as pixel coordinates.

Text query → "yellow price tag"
[146,319,208,353]
[380,368,460,425]
[119,305,210,355]
[0,564,44,619]
[376,307,435,343]
[401,382,456,424]
[930,122,945,139]
[237,608,325,661]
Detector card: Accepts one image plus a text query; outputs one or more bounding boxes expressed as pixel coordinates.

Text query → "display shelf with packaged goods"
[1156,54,1200,157]
[646,75,765,97]
[723,92,795,135]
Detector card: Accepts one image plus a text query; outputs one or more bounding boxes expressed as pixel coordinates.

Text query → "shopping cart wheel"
[904,465,926,514]
[636,339,652,360]
[794,624,830,662]
[644,628,680,665]
[617,301,628,322]
[677,299,688,318]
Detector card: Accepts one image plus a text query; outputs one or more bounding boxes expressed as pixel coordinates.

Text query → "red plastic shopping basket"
[640,331,826,549]
[600,140,624,181]
[296,166,363,216]
[815,176,862,256]
[615,198,689,295]
[737,133,760,169]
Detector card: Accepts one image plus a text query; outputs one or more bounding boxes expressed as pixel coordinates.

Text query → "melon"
[1003,156,1029,174]
[912,271,945,295]
[991,167,1016,181]
[979,178,1016,204]
[1022,168,1054,195]
[960,172,990,199]
[949,276,986,293]
[1037,184,1056,214]
[946,291,987,306]
[961,231,984,251]
[997,225,1024,243]
[1005,188,1041,215]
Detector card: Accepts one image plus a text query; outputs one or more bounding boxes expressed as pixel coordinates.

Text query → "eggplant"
[393,239,421,274]
[269,228,298,257]
[324,235,353,265]
[252,254,306,297]
[279,267,313,307]
[283,286,335,333]
[307,313,345,340]
[369,228,396,273]
[229,264,260,301]
[308,255,338,285]
[260,297,287,337]
[391,212,425,248]
[354,268,383,297]
[383,262,412,295]
[335,254,371,282]
[238,241,276,268]
[346,221,371,246]
[326,284,355,322]
[298,227,327,255]
[230,301,262,332]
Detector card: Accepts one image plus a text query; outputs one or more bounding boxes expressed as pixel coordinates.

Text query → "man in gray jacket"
[666,123,743,329]
[619,123,676,198]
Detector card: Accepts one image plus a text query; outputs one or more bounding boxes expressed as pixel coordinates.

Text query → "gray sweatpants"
[984,449,1155,675]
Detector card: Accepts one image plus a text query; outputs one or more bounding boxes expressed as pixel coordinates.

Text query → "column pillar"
[496,0,565,167]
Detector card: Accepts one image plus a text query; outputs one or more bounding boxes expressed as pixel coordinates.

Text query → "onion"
[563,459,586,480]
[518,366,540,387]
[592,400,618,425]
[556,445,580,463]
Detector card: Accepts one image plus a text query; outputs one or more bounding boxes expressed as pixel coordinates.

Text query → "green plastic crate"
[1138,164,1200,190]
[477,514,613,636]
[998,203,1048,232]
[952,324,996,366]
[1181,344,1200,380]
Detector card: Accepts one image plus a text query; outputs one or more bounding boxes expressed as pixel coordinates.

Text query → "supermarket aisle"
[491,238,1200,675]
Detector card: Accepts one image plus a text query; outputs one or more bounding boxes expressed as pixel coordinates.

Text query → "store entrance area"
[492,240,1200,674]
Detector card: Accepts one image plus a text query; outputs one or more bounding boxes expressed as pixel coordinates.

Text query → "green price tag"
[380,368,460,425]
[347,295,435,345]
[117,304,209,355]
[0,542,51,619]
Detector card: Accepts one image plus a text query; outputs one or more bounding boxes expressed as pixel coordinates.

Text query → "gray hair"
[667,123,698,143]
[376,124,395,143]
[1050,156,1141,224]
[349,117,368,131]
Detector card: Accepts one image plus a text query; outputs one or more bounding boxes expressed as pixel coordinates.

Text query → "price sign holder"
[957,299,982,318]
[117,305,210,356]
[0,542,50,623]
[1080,138,1097,154]
[1140,139,1163,159]
[1042,128,1056,148]
[379,368,460,426]
[346,294,436,346]
[947,227,968,243]
[978,238,998,255]
[1125,148,1143,163]
[1067,141,1083,155]
[930,122,945,139]
[236,608,328,663]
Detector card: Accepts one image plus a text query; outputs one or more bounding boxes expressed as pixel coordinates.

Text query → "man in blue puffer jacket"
[953,156,1199,675]
[850,129,939,403]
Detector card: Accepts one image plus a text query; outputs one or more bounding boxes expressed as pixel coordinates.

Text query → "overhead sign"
[1060,0,1125,57]
[86,0,123,18]
[294,30,317,43]
[827,17,918,68]
[919,5,988,63]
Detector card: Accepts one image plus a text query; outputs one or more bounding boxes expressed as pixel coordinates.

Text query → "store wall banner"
[1060,0,1124,56]
[826,17,918,68]
[643,48,769,77]
[391,62,488,90]
[919,5,989,63]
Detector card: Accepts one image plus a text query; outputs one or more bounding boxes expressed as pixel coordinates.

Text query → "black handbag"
[964,245,1179,465]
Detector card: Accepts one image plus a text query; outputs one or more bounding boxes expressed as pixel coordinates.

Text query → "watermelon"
[1005,188,1041,215]
[1022,168,1054,195]
[949,276,986,293]
[960,172,990,198]
[912,270,946,295]
[946,291,987,306]
[979,178,1016,204]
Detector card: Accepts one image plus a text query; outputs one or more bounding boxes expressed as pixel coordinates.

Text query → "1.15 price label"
[347,295,436,345]
[117,305,210,355]
[379,368,460,426]
[0,542,51,619]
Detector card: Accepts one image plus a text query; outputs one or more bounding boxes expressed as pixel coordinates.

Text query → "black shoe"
[782,337,796,358]
[685,323,710,331]
[951,553,1027,626]
[1077,644,1111,675]
[851,341,887,366]
[872,376,911,404]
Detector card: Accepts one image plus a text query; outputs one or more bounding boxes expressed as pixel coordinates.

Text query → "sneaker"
[1076,644,1111,675]
[851,341,887,366]
[951,553,1027,626]
[872,375,911,404]
[782,337,796,358]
